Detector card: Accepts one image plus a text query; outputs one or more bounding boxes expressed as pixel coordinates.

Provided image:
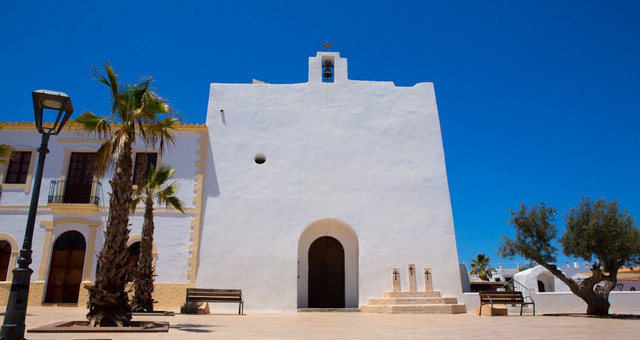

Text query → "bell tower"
[308,46,348,84]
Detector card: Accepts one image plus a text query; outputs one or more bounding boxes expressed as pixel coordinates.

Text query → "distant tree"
[499,198,640,315]
[470,253,496,281]
[518,260,538,272]
[129,163,185,312]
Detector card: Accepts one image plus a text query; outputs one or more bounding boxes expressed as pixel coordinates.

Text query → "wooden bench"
[478,291,535,316]
[185,288,244,315]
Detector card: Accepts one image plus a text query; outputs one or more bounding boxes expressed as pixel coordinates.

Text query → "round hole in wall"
[255,153,266,164]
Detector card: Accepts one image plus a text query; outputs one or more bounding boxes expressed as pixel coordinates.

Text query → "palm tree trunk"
[86,139,134,327]
[131,196,156,312]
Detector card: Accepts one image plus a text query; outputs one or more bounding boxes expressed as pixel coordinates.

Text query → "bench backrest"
[187,288,242,294]
[187,288,242,299]
[478,291,525,303]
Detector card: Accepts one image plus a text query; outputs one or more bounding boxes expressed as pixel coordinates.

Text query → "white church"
[0,50,464,312]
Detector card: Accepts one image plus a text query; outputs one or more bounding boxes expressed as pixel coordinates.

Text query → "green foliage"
[130,164,185,214]
[499,197,640,315]
[498,202,558,264]
[469,253,496,281]
[561,197,640,271]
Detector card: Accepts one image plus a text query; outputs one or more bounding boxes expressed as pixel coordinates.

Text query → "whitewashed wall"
[199,52,462,311]
[461,292,640,314]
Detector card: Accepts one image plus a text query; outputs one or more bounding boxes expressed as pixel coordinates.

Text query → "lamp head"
[32,90,73,135]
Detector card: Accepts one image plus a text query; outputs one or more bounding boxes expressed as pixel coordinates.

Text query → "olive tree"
[499,198,640,315]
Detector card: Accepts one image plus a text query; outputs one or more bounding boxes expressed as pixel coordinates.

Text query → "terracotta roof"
[578,267,640,281]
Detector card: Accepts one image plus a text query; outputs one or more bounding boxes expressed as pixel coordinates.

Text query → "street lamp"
[1,90,73,340]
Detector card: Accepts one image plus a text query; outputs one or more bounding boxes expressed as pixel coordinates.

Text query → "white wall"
[199,52,462,311]
[462,292,640,314]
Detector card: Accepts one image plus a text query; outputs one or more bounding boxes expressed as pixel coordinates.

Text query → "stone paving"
[2,306,639,339]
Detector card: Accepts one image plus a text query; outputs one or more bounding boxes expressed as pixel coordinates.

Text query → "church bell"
[323,60,333,79]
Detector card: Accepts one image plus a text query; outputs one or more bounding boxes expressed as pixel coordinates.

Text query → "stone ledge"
[28,321,169,333]
[368,297,458,305]
[384,291,441,298]
[360,303,467,314]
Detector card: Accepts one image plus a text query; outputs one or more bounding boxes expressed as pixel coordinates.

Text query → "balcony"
[48,179,102,206]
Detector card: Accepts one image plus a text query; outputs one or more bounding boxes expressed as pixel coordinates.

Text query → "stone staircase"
[360,291,467,314]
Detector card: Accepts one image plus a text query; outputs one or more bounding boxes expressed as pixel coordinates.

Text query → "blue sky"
[1,1,639,270]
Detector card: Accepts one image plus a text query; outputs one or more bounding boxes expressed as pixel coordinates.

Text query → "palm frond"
[0,142,13,165]
[71,111,112,139]
[130,196,143,214]
[150,164,174,185]
[145,116,180,153]
[163,195,185,213]
[90,141,114,178]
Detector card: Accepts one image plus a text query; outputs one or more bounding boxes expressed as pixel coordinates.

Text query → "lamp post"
[1,90,73,340]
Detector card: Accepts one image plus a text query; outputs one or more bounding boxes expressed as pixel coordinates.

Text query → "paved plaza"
[1,306,639,339]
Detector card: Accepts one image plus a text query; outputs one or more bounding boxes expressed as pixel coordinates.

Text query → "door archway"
[297,218,359,308]
[45,230,86,303]
[308,236,345,308]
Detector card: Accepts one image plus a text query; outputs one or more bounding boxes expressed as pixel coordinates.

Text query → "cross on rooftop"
[322,41,332,52]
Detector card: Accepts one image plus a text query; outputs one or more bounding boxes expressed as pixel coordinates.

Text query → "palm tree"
[470,253,496,281]
[72,63,179,327]
[0,126,12,165]
[129,163,185,312]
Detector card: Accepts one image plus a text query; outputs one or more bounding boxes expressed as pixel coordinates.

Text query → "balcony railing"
[48,179,102,205]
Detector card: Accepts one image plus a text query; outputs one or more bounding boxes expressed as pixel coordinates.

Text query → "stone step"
[367,297,459,305]
[360,304,467,314]
[383,291,442,298]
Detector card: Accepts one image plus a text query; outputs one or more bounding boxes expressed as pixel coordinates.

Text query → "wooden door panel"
[45,231,86,303]
[308,237,345,308]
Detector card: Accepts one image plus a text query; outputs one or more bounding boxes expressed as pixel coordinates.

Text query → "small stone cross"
[392,267,401,292]
[408,264,417,292]
[322,40,332,52]
[424,267,433,292]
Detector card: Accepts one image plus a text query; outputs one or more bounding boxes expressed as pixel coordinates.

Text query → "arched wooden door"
[308,236,345,308]
[0,240,11,281]
[45,231,86,303]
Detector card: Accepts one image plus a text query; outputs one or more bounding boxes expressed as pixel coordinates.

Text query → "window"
[4,151,32,184]
[133,152,158,184]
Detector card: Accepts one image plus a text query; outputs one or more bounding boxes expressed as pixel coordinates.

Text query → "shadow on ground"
[544,313,640,320]
[170,323,218,333]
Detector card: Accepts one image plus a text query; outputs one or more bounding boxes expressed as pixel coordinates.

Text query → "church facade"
[199,51,463,310]
[0,51,463,311]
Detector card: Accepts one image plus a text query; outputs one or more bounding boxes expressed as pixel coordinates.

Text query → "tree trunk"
[585,298,610,315]
[131,195,156,312]
[540,262,612,316]
[86,139,134,327]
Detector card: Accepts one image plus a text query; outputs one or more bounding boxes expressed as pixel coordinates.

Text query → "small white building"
[514,263,591,293]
